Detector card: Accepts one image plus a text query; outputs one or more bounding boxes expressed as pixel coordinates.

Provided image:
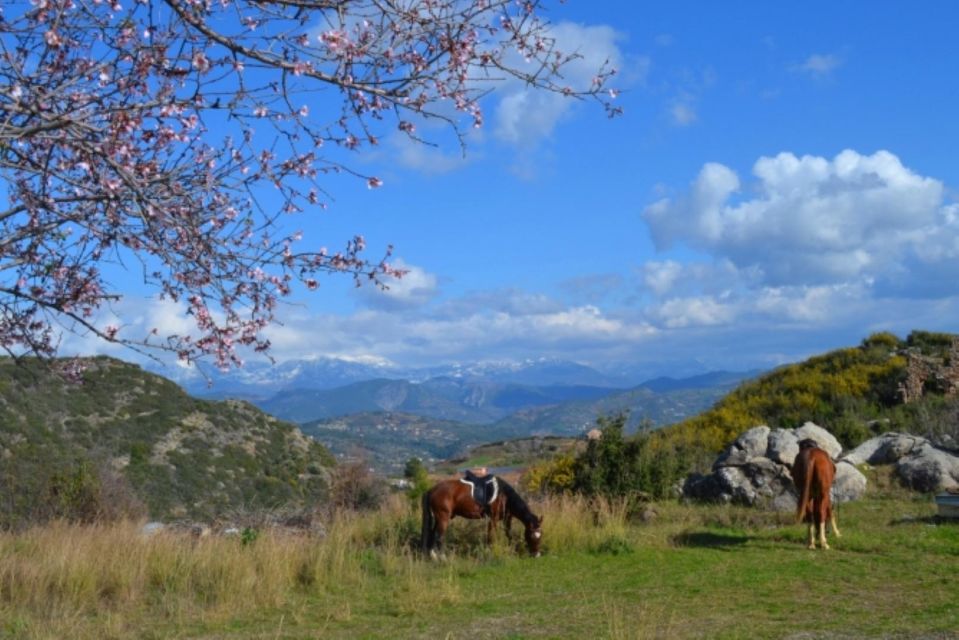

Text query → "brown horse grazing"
[421,476,543,558]
[791,439,841,549]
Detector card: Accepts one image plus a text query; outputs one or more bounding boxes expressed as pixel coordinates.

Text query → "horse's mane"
[496,477,538,525]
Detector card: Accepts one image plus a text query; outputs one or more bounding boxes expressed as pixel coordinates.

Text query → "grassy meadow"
[1,481,958,640]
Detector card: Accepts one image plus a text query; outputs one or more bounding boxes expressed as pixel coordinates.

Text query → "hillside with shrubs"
[0,357,335,529]
[524,330,959,499]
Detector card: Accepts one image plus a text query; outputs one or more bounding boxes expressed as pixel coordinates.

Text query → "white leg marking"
[830,512,841,538]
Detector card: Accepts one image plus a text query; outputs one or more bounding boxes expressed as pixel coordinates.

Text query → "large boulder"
[713,425,770,469]
[715,458,795,507]
[842,433,959,492]
[895,442,959,492]
[682,422,867,510]
[794,422,843,459]
[833,461,869,502]
[842,432,925,466]
[766,428,800,466]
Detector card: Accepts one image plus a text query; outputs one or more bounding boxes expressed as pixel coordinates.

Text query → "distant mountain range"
[258,378,620,424]
[294,371,758,471]
[142,355,759,474]
[148,356,641,399]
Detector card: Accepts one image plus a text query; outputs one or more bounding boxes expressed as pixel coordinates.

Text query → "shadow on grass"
[889,515,959,526]
[670,530,751,549]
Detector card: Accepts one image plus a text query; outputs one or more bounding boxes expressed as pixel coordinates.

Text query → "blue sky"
[78,1,959,379]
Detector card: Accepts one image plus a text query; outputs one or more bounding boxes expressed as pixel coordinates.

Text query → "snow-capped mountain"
[148,356,637,399]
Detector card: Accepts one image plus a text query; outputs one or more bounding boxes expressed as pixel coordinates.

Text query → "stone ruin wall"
[898,338,959,403]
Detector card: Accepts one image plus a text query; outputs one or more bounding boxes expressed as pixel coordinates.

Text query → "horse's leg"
[817,500,830,550]
[433,513,450,560]
[829,507,841,538]
[421,491,434,555]
[504,512,513,542]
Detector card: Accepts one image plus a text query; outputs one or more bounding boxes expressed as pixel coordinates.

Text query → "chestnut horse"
[791,439,841,549]
[421,476,543,558]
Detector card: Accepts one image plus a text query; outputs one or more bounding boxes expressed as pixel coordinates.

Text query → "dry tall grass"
[0,493,633,639]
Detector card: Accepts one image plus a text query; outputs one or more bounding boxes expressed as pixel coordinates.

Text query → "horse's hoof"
[429,549,439,560]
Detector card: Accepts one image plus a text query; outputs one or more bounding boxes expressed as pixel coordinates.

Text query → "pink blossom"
[0,0,614,372]
[192,51,211,73]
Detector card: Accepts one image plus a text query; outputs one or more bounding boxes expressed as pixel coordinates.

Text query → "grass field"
[2,486,957,639]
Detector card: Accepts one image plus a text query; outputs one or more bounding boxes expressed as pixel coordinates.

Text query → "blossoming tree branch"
[0,0,618,373]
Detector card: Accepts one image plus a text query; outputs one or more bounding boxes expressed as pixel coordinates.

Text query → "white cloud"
[642,260,684,295]
[650,296,735,328]
[256,295,658,367]
[633,150,959,357]
[354,259,439,310]
[753,283,868,323]
[642,149,953,288]
[794,53,843,78]
[388,134,474,174]
[641,260,753,299]
[57,296,198,357]
[670,102,697,126]
[492,22,633,147]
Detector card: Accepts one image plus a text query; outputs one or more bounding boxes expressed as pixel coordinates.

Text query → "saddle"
[460,469,499,515]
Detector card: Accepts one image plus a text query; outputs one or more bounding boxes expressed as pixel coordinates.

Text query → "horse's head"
[524,514,544,557]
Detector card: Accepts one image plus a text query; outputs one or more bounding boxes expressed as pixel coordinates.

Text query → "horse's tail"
[420,489,434,553]
[796,453,814,524]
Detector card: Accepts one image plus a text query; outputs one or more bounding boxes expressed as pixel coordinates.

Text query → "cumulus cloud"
[492,22,635,147]
[642,149,954,288]
[254,293,658,367]
[354,259,439,310]
[642,260,684,296]
[57,296,200,356]
[648,295,735,328]
[379,20,633,179]
[635,149,959,350]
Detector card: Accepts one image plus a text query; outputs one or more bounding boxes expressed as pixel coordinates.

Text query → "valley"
[213,361,757,473]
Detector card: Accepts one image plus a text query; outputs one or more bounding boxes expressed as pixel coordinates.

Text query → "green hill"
[523,330,959,498]
[488,383,744,437]
[604,330,959,495]
[658,330,958,455]
[0,357,335,527]
[300,411,480,473]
